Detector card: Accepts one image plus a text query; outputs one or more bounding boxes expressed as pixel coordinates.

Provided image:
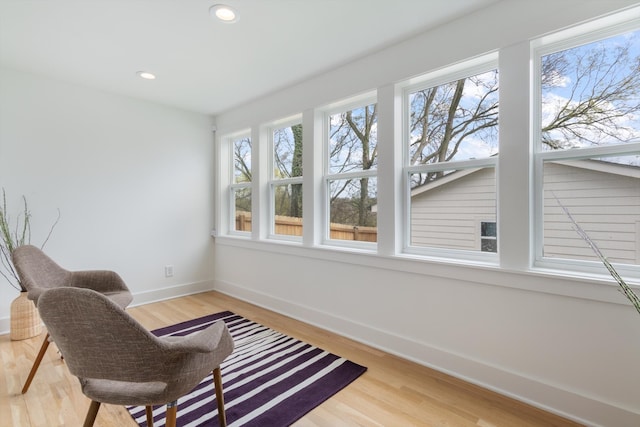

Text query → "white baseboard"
[0,280,215,336]
[214,278,640,427]
[129,280,215,307]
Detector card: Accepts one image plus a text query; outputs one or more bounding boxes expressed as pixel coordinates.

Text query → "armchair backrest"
[38,287,170,383]
[12,245,71,294]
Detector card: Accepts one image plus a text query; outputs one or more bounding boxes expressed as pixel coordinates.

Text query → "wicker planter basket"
[10,292,42,340]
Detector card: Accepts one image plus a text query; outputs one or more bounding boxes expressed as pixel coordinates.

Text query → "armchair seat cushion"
[101,290,134,309]
[81,379,169,406]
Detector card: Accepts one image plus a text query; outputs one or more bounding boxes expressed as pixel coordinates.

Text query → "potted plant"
[1,188,59,340]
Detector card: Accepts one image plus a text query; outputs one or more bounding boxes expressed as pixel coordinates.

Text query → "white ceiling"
[0,0,497,116]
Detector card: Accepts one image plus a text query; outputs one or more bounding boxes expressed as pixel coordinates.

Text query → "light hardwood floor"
[1,291,583,427]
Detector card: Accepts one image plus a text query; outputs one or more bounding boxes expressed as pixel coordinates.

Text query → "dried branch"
[554,195,640,316]
[0,189,60,292]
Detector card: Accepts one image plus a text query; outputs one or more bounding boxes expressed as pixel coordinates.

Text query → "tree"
[273,124,303,218]
[541,35,640,148]
[233,137,252,214]
[408,70,499,186]
[328,104,378,227]
[268,31,640,231]
[406,30,640,189]
[233,137,252,182]
[289,124,303,217]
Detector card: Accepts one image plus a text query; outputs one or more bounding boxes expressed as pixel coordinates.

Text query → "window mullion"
[302,108,322,247]
[498,40,532,271]
[252,126,268,240]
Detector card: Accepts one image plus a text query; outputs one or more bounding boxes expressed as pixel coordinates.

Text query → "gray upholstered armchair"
[11,244,133,393]
[38,287,234,427]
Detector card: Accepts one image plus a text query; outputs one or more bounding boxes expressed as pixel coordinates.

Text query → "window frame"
[531,16,640,281]
[322,94,379,250]
[268,116,304,242]
[401,55,500,263]
[480,220,498,253]
[533,143,640,279]
[228,132,252,237]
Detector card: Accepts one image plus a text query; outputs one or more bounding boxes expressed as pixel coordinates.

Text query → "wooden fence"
[235,212,377,242]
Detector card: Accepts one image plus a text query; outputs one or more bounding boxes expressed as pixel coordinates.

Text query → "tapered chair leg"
[213,367,227,427]
[83,400,101,427]
[21,333,51,394]
[145,406,154,427]
[165,401,178,427]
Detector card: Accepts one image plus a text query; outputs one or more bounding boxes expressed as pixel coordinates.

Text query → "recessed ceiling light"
[209,4,238,23]
[136,71,156,80]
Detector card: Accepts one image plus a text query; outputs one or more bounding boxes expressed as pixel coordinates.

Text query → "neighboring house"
[410,167,496,252]
[410,159,640,264]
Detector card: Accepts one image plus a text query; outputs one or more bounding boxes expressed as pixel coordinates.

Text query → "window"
[326,101,378,244]
[534,24,640,274]
[215,8,639,289]
[404,58,499,257]
[480,221,497,252]
[270,121,303,239]
[230,134,252,233]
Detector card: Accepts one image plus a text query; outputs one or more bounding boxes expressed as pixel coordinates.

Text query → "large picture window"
[535,25,640,274]
[404,59,499,256]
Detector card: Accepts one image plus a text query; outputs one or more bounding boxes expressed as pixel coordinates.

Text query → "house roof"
[408,157,640,199]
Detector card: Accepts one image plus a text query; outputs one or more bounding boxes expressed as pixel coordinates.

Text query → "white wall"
[0,66,216,330]
[213,1,640,426]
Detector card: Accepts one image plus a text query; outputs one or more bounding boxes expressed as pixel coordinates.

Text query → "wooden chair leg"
[145,406,154,427]
[83,400,101,427]
[165,401,178,427]
[213,367,227,427]
[21,333,51,394]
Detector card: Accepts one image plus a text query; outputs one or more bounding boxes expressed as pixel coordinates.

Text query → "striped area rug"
[126,311,367,427]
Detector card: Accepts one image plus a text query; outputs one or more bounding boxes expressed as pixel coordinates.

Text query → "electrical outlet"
[164,265,174,278]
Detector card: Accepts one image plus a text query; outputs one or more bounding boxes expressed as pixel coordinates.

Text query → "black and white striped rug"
[126,311,367,427]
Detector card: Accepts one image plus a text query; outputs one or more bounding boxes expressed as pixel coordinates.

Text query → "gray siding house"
[410,159,640,264]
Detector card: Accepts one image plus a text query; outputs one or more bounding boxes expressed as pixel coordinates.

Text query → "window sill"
[213,235,636,307]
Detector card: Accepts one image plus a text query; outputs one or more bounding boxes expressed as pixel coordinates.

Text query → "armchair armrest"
[161,321,232,354]
[70,270,129,294]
